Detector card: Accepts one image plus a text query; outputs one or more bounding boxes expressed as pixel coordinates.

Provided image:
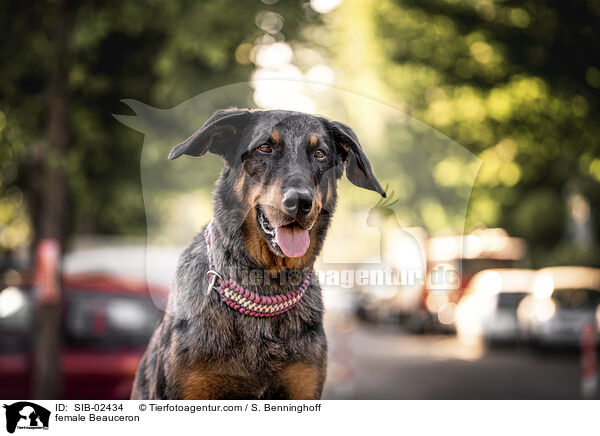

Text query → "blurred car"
[455,269,536,345]
[518,266,600,349]
[0,273,167,399]
[420,229,527,333]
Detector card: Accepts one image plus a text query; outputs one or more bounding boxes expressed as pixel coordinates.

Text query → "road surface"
[323,321,589,399]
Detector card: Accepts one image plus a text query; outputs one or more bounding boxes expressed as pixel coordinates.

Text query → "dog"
[131,108,385,400]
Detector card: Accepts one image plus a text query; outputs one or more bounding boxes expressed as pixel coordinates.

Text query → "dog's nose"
[282,188,313,217]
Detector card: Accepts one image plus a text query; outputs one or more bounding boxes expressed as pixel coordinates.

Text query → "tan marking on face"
[241,181,267,224]
[324,179,332,206]
[260,181,284,215]
[309,134,318,146]
[270,129,280,144]
[242,181,282,270]
[312,188,323,218]
[234,172,246,201]
[243,211,280,271]
[277,362,326,400]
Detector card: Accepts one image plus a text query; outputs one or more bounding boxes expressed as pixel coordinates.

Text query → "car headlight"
[533,274,554,299]
[0,287,26,318]
[426,292,448,313]
[533,298,556,323]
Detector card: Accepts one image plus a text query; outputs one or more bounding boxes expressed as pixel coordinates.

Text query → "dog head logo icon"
[3,402,50,434]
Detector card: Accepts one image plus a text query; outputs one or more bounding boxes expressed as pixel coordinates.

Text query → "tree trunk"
[32,0,69,400]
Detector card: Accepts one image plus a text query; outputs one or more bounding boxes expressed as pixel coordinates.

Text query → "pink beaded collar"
[203,222,311,317]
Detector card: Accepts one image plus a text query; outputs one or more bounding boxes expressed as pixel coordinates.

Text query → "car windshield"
[552,288,600,310]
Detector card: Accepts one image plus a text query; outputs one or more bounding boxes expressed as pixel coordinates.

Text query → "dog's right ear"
[326,120,386,198]
[168,109,251,160]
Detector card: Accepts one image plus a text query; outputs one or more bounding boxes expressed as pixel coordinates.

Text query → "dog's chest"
[174,316,326,400]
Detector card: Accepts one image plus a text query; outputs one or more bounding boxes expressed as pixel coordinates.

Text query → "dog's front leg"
[275,362,326,400]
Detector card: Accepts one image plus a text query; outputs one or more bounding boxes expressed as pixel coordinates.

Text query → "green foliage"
[0,0,308,249]
[322,0,600,265]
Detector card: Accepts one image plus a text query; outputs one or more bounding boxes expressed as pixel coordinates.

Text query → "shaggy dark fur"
[131,109,384,400]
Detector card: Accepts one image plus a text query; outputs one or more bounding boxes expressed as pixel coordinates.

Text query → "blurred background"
[1,0,600,400]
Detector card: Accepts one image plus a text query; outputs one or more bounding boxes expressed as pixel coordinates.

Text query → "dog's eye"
[258,144,273,153]
[314,149,327,159]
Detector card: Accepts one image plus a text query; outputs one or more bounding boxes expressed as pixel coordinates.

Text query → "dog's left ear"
[328,120,386,198]
[168,108,251,160]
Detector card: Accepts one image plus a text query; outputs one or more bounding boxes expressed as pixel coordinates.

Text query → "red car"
[0,273,167,399]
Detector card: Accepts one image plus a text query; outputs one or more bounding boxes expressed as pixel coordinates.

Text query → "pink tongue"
[275,225,310,258]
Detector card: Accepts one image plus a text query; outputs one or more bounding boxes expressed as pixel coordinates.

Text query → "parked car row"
[353,228,529,333]
[453,266,600,348]
[352,227,600,349]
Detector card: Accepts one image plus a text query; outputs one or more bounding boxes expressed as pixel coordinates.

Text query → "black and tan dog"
[131,109,385,400]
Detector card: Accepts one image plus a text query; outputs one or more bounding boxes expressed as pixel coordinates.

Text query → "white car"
[518,266,600,348]
[455,269,536,345]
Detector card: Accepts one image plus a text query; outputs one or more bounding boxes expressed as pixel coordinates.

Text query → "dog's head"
[169,109,385,269]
